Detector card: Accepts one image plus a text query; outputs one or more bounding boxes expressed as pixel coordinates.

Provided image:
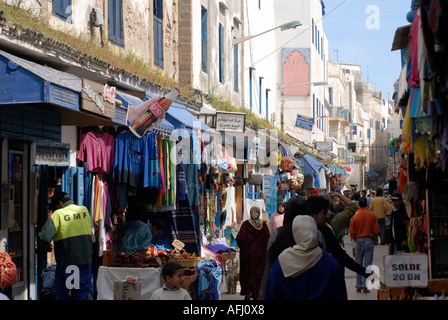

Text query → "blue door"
[263,175,278,218]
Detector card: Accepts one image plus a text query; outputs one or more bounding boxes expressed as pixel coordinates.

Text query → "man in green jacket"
[329,192,359,243]
[38,192,93,300]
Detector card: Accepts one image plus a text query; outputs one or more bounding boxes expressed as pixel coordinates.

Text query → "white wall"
[274,0,328,145]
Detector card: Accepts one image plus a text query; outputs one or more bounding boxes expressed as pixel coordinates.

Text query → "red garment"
[236,221,270,300]
[77,131,115,173]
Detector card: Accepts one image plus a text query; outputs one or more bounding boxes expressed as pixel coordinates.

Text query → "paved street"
[221,234,389,301]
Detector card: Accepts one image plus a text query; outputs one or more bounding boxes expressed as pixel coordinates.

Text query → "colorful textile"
[113,131,159,189]
[77,131,115,173]
[196,259,223,300]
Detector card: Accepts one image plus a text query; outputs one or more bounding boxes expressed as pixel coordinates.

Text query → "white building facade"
[274,0,329,148]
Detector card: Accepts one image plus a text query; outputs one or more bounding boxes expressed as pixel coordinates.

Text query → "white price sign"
[384,254,428,288]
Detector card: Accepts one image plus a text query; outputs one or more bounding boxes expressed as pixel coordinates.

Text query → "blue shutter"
[53,0,72,21]
[263,176,278,218]
[312,19,314,44]
[234,43,239,92]
[259,78,262,115]
[249,69,253,110]
[201,7,208,73]
[154,0,164,68]
[76,168,85,206]
[265,90,269,120]
[108,0,124,47]
[219,23,224,83]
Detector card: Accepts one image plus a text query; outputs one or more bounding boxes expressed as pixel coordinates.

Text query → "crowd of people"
[236,187,410,300]
[33,187,409,301]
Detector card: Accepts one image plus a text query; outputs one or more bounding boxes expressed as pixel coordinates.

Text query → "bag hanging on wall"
[248,173,263,185]
[0,252,18,289]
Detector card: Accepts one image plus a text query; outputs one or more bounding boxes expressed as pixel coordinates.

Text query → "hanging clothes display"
[114,130,159,190]
[77,130,115,174]
[170,161,200,254]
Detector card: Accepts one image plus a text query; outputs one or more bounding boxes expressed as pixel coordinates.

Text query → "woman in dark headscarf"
[236,206,270,300]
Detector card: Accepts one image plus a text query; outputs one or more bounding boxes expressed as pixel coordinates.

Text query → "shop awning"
[303,154,324,174]
[0,49,81,110]
[0,49,130,127]
[116,92,174,133]
[330,166,347,175]
[367,171,378,177]
[302,154,326,188]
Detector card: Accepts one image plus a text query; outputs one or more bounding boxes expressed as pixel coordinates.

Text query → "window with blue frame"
[154,0,164,68]
[219,23,224,83]
[249,68,253,110]
[53,0,72,23]
[234,43,239,92]
[201,6,208,73]
[266,89,269,121]
[108,0,124,47]
[259,78,263,115]
[312,18,314,44]
[313,94,315,122]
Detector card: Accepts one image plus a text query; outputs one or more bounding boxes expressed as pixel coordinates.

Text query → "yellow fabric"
[52,204,92,241]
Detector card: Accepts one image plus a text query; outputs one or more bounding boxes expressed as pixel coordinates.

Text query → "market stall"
[380,0,448,299]
[69,92,236,300]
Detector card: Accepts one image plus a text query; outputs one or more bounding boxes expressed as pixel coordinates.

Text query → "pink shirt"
[268,211,285,233]
[77,131,115,173]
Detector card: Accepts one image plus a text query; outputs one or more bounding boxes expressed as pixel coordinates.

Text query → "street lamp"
[232,20,302,46]
[277,81,328,90]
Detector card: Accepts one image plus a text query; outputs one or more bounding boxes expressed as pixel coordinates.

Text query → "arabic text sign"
[295,114,314,131]
[216,112,246,133]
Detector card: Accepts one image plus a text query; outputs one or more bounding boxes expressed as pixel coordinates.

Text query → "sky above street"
[323,0,413,101]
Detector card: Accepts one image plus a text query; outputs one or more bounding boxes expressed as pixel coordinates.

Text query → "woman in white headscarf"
[264,215,347,300]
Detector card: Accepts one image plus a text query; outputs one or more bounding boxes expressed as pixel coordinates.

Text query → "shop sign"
[316,141,333,151]
[36,143,70,166]
[347,156,354,164]
[81,79,116,119]
[318,150,331,164]
[384,254,428,288]
[295,114,314,131]
[216,112,246,133]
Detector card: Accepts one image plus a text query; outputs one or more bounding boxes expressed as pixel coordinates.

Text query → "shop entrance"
[6,141,30,300]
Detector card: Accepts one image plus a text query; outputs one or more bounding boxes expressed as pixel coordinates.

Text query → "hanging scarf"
[278,215,322,278]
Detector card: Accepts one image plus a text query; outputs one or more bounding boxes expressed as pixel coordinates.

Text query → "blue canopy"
[302,154,326,188]
[331,166,347,175]
[0,49,81,110]
[367,171,378,177]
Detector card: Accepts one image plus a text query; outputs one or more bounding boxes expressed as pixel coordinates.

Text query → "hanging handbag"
[248,173,263,185]
[0,252,18,289]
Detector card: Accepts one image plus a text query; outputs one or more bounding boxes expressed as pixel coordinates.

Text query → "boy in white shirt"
[151,262,192,300]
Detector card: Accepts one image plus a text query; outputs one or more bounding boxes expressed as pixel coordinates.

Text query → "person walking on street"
[236,206,270,300]
[389,193,410,254]
[264,215,347,300]
[38,192,94,300]
[268,202,285,234]
[369,188,389,245]
[328,192,359,243]
[349,197,380,293]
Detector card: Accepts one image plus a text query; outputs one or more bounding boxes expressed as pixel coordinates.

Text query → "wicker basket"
[169,256,203,268]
